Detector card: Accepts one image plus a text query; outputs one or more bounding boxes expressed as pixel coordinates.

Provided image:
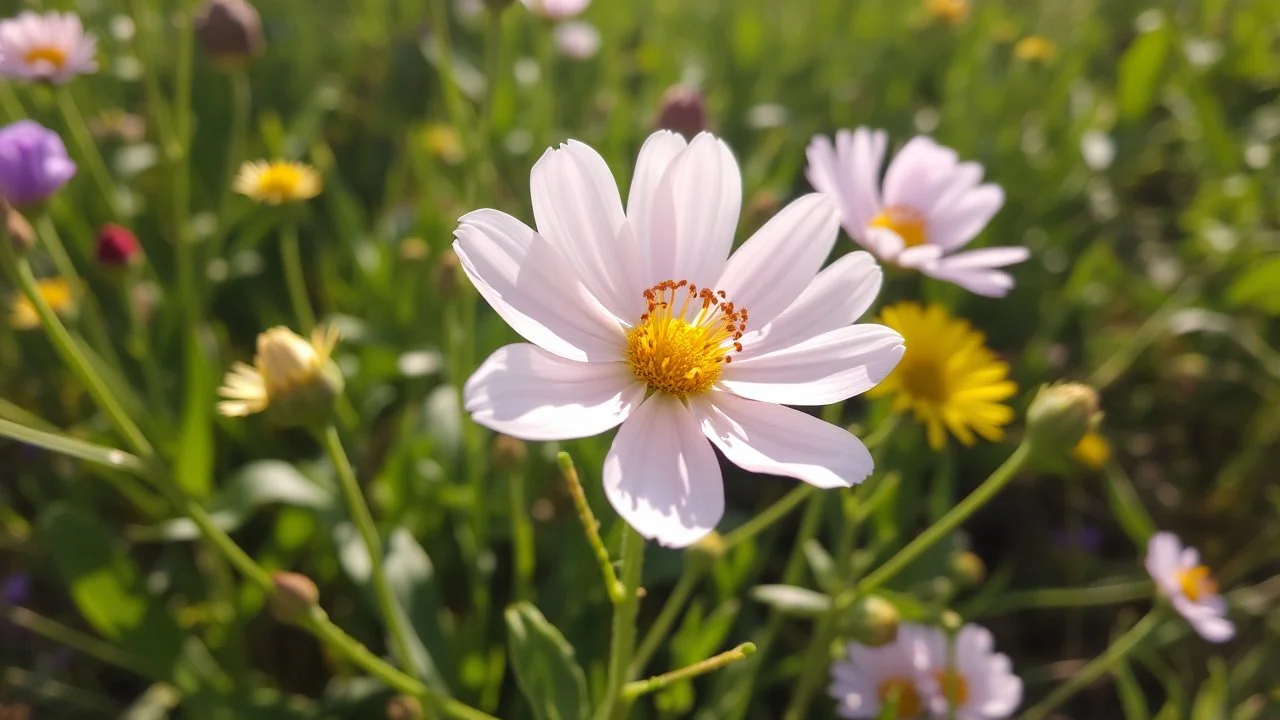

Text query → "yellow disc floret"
[1177,565,1218,603]
[876,677,922,717]
[24,46,68,69]
[625,280,747,398]
[870,206,928,248]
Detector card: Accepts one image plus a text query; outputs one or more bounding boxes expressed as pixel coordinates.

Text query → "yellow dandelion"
[217,325,343,425]
[868,302,1017,450]
[927,0,969,25]
[233,160,322,205]
[9,277,75,330]
[422,124,465,165]
[1014,35,1058,63]
[1072,431,1111,470]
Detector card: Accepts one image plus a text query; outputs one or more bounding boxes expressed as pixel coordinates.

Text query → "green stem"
[280,222,316,332]
[1019,610,1163,720]
[509,467,535,603]
[0,417,145,475]
[3,605,152,678]
[971,581,1154,617]
[630,563,702,676]
[56,87,120,220]
[858,442,1033,594]
[622,643,757,700]
[0,240,153,460]
[595,527,646,720]
[319,425,418,678]
[559,452,624,601]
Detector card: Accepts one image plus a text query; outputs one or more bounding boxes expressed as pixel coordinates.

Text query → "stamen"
[625,280,748,397]
[870,205,928,248]
[1177,565,1219,603]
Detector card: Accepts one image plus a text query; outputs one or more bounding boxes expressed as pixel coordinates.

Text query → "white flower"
[918,624,1022,719]
[0,11,98,84]
[520,0,590,20]
[1145,531,1234,643]
[456,131,904,548]
[828,624,933,719]
[806,128,1028,297]
[553,21,600,60]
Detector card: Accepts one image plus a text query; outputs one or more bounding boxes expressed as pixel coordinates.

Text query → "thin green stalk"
[3,605,151,678]
[971,581,1154,617]
[559,452,623,602]
[0,240,153,460]
[0,417,145,475]
[858,442,1033,594]
[509,467,535,603]
[319,425,419,678]
[630,563,702,675]
[1019,610,1163,720]
[212,68,252,260]
[623,643,757,700]
[56,87,121,220]
[280,222,316,332]
[595,527,646,720]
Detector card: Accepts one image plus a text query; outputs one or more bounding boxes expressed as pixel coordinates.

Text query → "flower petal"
[882,136,959,210]
[603,393,723,548]
[928,184,1005,250]
[645,132,742,288]
[454,209,625,361]
[806,128,887,245]
[1144,531,1182,596]
[740,251,883,356]
[716,193,841,328]
[530,140,634,317]
[724,324,904,406]
[690,392,872,489]
[921,264,1017,298]
[626,130,689,287]
[463,343,644,441]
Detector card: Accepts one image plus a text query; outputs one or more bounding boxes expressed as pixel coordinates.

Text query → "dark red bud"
[96,224,141,266]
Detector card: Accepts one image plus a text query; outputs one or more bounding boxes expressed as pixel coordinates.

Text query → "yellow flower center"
[23,46,67,69]
[1176,565,1218,603]
[870,206,928,248]
[876,678,922,717]
[255,165,307,201]
[624,280,747,398]
[935,669,969,707]
[896,351,949,404]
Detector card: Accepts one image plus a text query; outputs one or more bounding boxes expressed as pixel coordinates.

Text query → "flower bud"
[0,121,76,208]
[195,0,265,69]
[948,551,986,588]
[217,325,345,427]
[386,696,423,720]
[1025,382,1100,459]
[842,595,899,647]
[654,86,707,139]
[492,434,528,471]
[3,202,35,251]
[268,571,319,625]
[939,609,964,634]
[96,224,142,267]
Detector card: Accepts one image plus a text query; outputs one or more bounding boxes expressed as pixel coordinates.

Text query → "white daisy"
[806,128,1028,297]
[0,11,98,84]
[828,624,933,719]
[456,131,904,548]
[1144,531,1234,643]
[918,624,1022,719]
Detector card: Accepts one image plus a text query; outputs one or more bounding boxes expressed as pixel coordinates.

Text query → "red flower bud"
[96,224,141,266]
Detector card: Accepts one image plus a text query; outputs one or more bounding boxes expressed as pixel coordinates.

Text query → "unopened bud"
[96,224,142,267]
[386,695,423,720]
[434,249,461,300]
[843,595,899,647]
[939,610,964,634]
[492,434,528,472]
[195,0,265,69]
[4,202,35,251]
[654,86,707,139]
[1026,382,1100,459]
[269,571,318,625]
[948,551,986,588]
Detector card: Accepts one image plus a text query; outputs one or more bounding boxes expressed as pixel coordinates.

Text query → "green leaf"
[1115,658,1151,720]
[39,503,186,680]
[1191,658,1230,720]
[802,540,841,595]
[1117,16,1172,120]
[748,585,831,617]
[505,602,590,720]
[0,417,147,475]
[1226,256,1280,315]
[383,527,452,692]
[1102,464,1157,548]
[131,461,333,541]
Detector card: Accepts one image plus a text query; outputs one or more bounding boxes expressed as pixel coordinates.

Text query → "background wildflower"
[217,325,343,426]
[95,224,142,267]
[553,21,600,60]
[195,0,265,68]
[1014,35,1058,63]
[0,11,98,84]
[654,85,709,139]
[1145,532,1234,643]
[520,0,590,20]
[927,0,969,24]
[233,160,322,205]
[828,624,933,718]
[919,624,1023,719]
[9,277,74,330]
[0,121,78,207]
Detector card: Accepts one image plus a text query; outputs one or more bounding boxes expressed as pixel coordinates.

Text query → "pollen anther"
[625,280,748,397]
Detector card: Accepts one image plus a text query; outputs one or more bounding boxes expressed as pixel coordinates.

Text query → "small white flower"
[553,21,600,60]
[1145,531,1234,643]
[0,11,98,84]
[520,0,590,20]
[456,131,904,548]
[806,128,1029,297]
[918,624,1022,719]
[828,624,932,718]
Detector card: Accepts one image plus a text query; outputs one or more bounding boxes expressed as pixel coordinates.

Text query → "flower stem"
[1019,610,1163,720]
[623,643,757,700]
[558,451,624,602]
[280,221,316,332]
[3,605,152,678]
[508,466,535,603]
[857,441,1033,594]
[318,425,419,679]
[970,580,1154,617]
[630,562,702,675]
[56,86,121,220]
[595,527,646,720]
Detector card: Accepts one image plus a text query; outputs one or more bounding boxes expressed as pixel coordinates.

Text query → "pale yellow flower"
[1014,36,1058,63]
[9,277,75,330]
[233,160,321,205]
[217,325,342,423]
[927,0,969,24]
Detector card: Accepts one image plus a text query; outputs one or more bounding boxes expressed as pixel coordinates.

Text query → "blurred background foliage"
[1,0,1279,717]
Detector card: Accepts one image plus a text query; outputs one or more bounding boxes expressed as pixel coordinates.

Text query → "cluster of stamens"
[625,279,748,397]
[869,205,929,248]
[1177,565,1218,603]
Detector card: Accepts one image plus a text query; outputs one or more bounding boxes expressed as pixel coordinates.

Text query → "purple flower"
[2,573,30,606]
[0,120,77,207]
